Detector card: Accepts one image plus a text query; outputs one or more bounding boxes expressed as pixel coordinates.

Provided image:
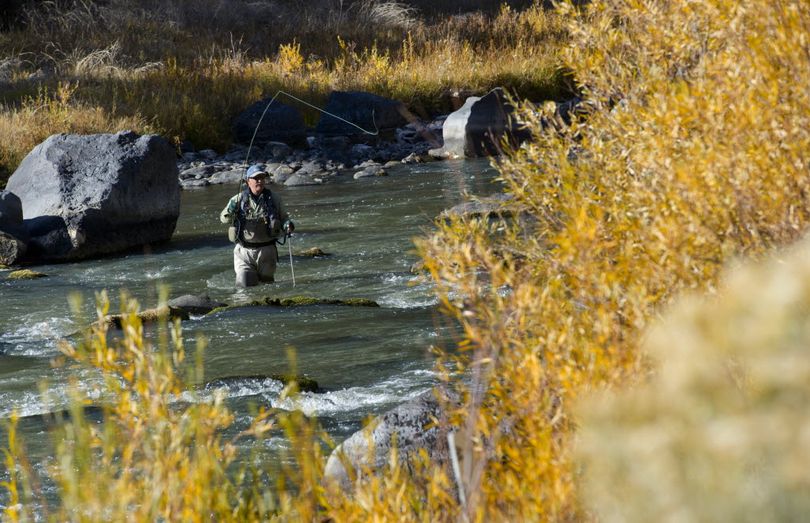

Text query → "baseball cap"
[245,164,269,179]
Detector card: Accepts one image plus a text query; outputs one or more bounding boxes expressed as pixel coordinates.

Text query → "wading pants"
[233,243,277,287]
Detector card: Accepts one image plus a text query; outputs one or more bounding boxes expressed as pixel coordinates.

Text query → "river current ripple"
[0,159,497,487]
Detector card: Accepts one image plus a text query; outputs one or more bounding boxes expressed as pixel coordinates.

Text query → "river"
[0,158,498,506]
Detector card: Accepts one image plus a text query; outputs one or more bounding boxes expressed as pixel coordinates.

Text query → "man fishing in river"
[220,164,294,287]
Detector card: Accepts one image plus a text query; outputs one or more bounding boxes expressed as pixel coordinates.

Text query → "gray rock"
[284,174,321,187]
[315,91,408,135]
[6,131,180,261]
[223,149,247,162]
[351,144,375,157]
[433,87,530,158]
[180,179,210,189]
[271,165,296,184]
[353,166,387,179]
[401,152,436,164]
[208,169,244,185]
[167,293,227,315]
[198,149,218,160]
[0,191,28,242]
[264,141,292,160]
[0,231,26,266]
[354,159,380,169]
[323,390,450,492]
[296,160,328,177]
[233,99,306,147]
[179,165,215,180]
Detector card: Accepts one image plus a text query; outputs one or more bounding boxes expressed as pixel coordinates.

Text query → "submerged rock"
[353,165,387,179]
[439,193,529,222]
[254,296,379,307]
[104,306,190,329]
[298,247,331,258]
[206,296,379,315]
[204,374,321,393]
[167,294,228,315]
[284,173,321,187]
[7,269,46,280]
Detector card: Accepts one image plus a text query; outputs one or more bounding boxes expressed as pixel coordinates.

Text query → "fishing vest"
[234,188,282,247]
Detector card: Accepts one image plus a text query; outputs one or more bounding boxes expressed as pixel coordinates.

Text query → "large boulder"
[431,87,530,158]
[315,91,409,136]
[323,390,451,491]
[6,131,180,261]
[233,99,306,147]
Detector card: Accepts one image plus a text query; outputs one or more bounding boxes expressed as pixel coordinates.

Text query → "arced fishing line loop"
[244,90,379,166]
[238,90,379,287]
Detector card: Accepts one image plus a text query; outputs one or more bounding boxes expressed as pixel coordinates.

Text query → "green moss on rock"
[298,247,330,257]
[255,296,379,307]
[7,269,47,280]
[270,374,320,393]
[205,296,379,316]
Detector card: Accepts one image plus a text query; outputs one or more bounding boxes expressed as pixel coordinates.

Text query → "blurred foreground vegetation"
[0,0,571,185]
[4,0,810,521]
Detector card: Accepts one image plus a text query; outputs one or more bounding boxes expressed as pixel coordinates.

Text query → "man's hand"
[283,220,295,235]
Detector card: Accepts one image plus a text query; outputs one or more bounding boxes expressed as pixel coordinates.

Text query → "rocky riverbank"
[176,116,447,190]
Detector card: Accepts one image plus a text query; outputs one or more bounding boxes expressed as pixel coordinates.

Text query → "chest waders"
[234,188,281,248]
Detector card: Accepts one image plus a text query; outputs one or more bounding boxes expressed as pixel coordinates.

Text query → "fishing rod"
[240,90,379,286]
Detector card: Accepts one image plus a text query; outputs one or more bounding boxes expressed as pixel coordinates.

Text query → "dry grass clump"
[578,234,810,522]
[413,0,810,519]
[0,82,150,182]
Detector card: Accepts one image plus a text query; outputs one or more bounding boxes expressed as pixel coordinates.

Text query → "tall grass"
[0,1,569,185]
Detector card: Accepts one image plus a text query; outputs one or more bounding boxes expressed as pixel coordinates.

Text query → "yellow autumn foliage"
[416,0,810,520]
[3,0,810,521]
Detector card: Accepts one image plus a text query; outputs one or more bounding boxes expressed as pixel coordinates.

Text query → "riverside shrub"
[414,0,810,520]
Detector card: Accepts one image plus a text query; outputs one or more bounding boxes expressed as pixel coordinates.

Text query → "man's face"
[247,175,266,195]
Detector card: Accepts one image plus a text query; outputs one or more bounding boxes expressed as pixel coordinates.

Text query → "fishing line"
[287,233,296,287]
[244,89,379,166]
[238,90,377,287]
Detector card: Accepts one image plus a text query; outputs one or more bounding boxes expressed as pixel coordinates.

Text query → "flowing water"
[0,159,498,504]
